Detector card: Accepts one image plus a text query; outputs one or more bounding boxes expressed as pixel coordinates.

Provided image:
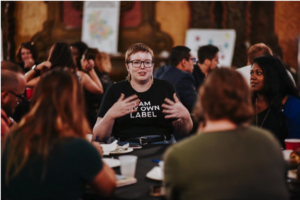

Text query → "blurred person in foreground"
[1,68,116,199]
[164,67,289,200]
[93,43,192,144]
[192,44,219,91]
[250,56,300,142]
[1,62,26,142]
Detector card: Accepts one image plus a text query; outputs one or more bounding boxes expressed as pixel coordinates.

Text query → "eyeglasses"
[127,60,154,68]
[190,58,197,63]
[8,91,28,103]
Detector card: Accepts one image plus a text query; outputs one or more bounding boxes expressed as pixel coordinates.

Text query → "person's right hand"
[107,93,140,119]
[24,59,35,69]
[36,61,52,71]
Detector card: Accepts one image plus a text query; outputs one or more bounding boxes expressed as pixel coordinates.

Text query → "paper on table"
[116,174,137,187]
[100,140,118,155]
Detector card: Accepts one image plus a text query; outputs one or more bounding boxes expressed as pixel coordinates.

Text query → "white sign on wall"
[82,1,120,54]
[185,29,236,67]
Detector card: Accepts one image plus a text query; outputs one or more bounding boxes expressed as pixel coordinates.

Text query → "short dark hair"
[247,43,272,64]
[197,45,219,64]
[16,41,38,63]
[169,46,191,67]
[83,48,99,61]
[70,41,89,57]
[1,70,22,92]
[252,56,299,108]
[194,67,254,124]
[1,61,24,74]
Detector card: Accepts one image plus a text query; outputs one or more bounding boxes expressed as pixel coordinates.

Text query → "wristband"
[31,65,38,72]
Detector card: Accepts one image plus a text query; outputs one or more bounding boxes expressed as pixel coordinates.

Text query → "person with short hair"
[250,55,300,141]
[192,44,219,90]
[154,46,197,113]
[1,62,26,142]
[1,69,116,199]
[164,67,289,200]
[93,43,192,144]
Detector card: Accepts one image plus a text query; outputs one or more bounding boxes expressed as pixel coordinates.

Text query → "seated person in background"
[1,69,116,200]
[1,62,26,142]
[192,44,219,91]
[80,48,107,128]
[250,55,300,142]
[237,43,295,85]
[25,42,76,87]
[70,41,88,70]
[25,42,103,95]
[95,51,113,94]
[15,41,39,73]
[164,67,289,200]
[93,43,192,145]
[154,46,197,113]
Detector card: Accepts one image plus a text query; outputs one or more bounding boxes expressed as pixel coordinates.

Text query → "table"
[83,144,300,200]
[83,144,169,200]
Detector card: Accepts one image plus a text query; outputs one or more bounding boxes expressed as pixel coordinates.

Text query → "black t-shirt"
[1,138,103,200]
[97,79,177,139]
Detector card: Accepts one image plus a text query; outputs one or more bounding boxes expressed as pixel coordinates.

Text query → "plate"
[103,158,120,168]
[109,147,134,155]
[146,166,162,181]
[288,170,297,180]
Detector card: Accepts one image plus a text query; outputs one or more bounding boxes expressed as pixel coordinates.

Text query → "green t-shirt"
[164,125,289,200]
[2,137,103,200]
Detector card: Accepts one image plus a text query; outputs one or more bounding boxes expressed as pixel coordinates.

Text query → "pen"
[152,159,160,163]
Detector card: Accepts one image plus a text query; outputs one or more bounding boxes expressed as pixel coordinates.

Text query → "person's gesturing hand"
[107,93,140,119]
[162,93,189,119]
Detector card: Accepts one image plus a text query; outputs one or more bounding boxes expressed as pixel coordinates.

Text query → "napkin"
[100,140,118,155]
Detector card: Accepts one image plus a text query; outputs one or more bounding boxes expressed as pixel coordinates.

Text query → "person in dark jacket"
[154,46,197,113]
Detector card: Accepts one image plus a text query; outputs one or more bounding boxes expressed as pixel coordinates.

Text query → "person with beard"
[1,63,26,142]
[192,45,219,91]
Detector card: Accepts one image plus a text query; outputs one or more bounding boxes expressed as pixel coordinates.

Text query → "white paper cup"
[119,155,138,178]
[158,161,164,180]
[282,150,293,161]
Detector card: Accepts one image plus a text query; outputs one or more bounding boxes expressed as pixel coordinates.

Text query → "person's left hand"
[83,59,95,72]
[162,93,189,119]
